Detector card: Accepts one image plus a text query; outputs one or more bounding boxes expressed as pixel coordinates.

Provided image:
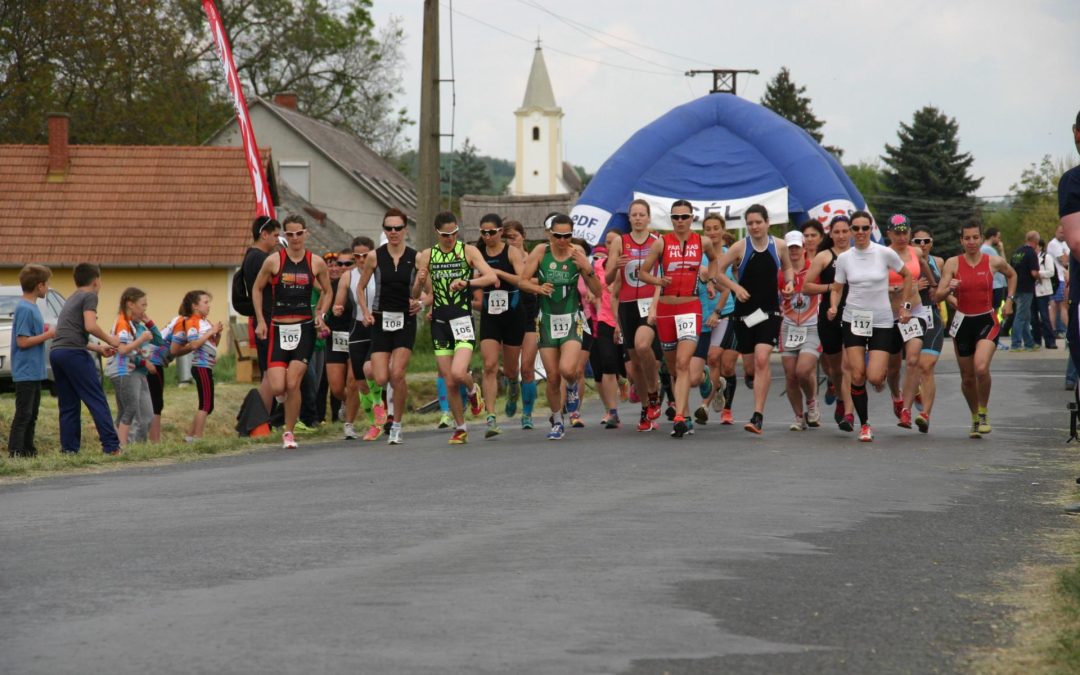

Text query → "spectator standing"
[8,264,55,457]
[241,216,282,414]
[173,291,223,442]
[1009,231,1041,351]
[105,287,157,446]
[1046,225,1069,335]
[1033,238,1059,349]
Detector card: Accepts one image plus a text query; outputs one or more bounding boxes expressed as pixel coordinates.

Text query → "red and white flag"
[203,0,275,219]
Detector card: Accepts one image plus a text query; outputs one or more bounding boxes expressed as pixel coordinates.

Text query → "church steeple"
[510,44,570,196]
[518,44,559,113]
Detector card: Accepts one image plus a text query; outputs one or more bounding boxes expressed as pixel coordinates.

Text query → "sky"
[369,0,1080,198]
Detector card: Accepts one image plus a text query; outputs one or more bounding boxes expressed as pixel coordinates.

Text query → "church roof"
[518,46,560,113]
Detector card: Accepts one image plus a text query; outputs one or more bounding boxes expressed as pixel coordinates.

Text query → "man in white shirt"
[1046,225,1069,336]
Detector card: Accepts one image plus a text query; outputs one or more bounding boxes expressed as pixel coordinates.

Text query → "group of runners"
[244,201,1019,448]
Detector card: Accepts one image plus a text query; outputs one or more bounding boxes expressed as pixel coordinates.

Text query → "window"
[279,161,311,200]
[532,126,540,141]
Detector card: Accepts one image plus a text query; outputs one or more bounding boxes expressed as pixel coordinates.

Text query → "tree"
[760,67,842,159]
[844,161,886,214]
[449,138,493,198]
[879,106,982,254]
[985,155,1070,250]
[178,0,413,159]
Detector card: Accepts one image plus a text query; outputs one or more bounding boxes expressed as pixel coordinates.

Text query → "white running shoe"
[806,399,821,427]
[282,431,298,449]
[343,422,360,440]
[387,425,403,445]
[789,415,807,431]
[711,377,727,412]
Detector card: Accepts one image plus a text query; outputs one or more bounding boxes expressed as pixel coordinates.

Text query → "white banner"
[570,204,613,246]
[634,188,789,238]
[807,199,881,241]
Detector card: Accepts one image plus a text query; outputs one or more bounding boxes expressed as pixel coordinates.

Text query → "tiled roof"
[0,144,269,268]
[274,182,355,254]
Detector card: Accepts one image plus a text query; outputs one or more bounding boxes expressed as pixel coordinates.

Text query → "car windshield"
[0,294,22,319]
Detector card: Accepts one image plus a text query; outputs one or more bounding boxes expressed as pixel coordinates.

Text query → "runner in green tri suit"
[519,214,602,440]
[416,211,497,445]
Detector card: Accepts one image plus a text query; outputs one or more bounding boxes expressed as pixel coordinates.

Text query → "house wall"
[207,107,389,240]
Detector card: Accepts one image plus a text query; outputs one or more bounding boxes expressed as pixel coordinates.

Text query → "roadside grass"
[1051,561,1080,670]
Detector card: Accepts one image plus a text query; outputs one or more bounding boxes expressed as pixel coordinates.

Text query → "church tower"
[510,44,571,196]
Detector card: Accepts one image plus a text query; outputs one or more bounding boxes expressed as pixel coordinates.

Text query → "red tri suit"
[655,232,703,349]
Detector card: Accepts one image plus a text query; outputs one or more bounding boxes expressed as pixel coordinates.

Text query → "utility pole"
[416,0,440,251]
[685,68,759,95]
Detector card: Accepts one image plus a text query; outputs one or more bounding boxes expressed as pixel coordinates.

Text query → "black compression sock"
[851,385,868,425]
[724,376,737,410]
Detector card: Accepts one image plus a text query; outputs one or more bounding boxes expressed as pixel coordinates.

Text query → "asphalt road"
[0,353,1075,674]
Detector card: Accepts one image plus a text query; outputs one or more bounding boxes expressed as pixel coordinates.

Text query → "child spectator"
[49,263,122,454]
[105,288,159,446]
[8,264,56,457]
[143,313,180,442]
[172,291,223,442]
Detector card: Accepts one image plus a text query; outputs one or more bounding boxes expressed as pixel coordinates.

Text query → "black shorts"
[255,335,270,374]
[146,363,166,415]
[817,312,844,355]
[480,305,526,347]
[521,294,541,332]
[348,322,372,379]
[719,314,738,350]
[325,327,352,365]
[371,314,417,354]
[589,322,621,381]
[617,301,663,358]
[581,322,595,352]
[952,311,999,358]
[891,318,928,355]
[268,320,316,368]
[922,311,945,355]
[841,322,895,352]
[693,330,711,359]
[734,313,781,355]
[431,307,476,355]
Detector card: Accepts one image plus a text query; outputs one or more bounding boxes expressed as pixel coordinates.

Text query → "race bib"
[449,315,475,341]
[850,310,873,337]
[949,311,965,338]
[899,319,924,342]
[382,311,405,332]
[278,323,302,351]
[784,325,808,350]
[549,313,572,340]
[331,330,349,353]
[487,290,509,315]
[637,297,653,318]
[742,308,768,327]
[675,313,697,340]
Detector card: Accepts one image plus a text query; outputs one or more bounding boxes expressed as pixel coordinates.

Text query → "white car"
[0,286,67,391]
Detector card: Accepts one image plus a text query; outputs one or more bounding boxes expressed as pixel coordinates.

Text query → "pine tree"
[449,138,494,199]
[760,67,842,158]
[879,106,982,254]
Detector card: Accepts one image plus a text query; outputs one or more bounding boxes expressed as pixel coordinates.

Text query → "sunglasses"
[333,260,354,267]
[438,228,459,237]
[383,225,406,232]
[851,225,872,233]
[551,231,573,240]
[283,230,306,238]
[479,229,501,236]
[912,238,932,245]
[670,213,693,221]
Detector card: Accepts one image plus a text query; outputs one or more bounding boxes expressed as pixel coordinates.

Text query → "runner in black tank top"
[251,215,332,449]
[501,221,540,429]
[322,250,356,437]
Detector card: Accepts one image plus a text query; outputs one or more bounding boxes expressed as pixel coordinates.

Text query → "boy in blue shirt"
[9,264,56,457]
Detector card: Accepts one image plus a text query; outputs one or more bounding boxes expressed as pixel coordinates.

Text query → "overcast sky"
[370,0,1079,197]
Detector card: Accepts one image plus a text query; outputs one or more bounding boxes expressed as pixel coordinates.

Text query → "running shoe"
[790,415,807,431]
[646,395,662,421]
[438,413,453,429]
[343,422,360,440]
[897,408,912,429]
[629,383,640,404]
[977,413,992,435]
[686,419,696,436]
[721,409,734,425]
[619,378,630,402]
[566,384,581,414]
[665,401,676,421]
[969,421,982,439]
[547,418,565,440]
[915,412,930,433]
[387,425,403,445]
[468,386,483,417]
[569,412,585,428]
[892,397,903,419]
[485,415,502,439]
[694,405,709,425]
[744,412,764,435]
[373,403,387,427]
[671,416,688,438]
[838,414,855,433]
[362,424,383,441]
[282,431,298,449]
[505,382,520,417]
[637,409,653,432]
[712,377,727,412]
[294,420,316,433]
[602,413,621,429]
[806,399,821,427]
[858,424,874,442]
[914,389,924,411]
[744,374,754,390]
[449,429,468,445]
[521,415,534,430]
[834,400,846,425]
[699,366,713,399]
[824,381,836,406]
[383,415,394,435]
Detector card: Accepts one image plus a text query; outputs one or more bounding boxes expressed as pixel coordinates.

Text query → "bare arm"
[252,254,278,336]
[932,257,958,303]
[85,310,120,347]
[635,240,667,288]
[604,237,624,284]
[463,245,499,290]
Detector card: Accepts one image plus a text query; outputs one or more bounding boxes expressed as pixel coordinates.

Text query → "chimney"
[47,113,70,180]
[273,92,298,110]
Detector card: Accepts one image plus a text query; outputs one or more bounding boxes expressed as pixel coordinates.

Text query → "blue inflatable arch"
[570,94,873,245]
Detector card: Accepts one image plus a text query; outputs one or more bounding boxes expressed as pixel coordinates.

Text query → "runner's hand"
[409,299,423,316]
[450,279,468,293]
[733,284,750,303]
[332,304,344,317]
[362,313,374,327]
[539,283,554,297]
[827,307,837,321]
[781,282,794,296]
[706,313,719,329]
[616,254,629,270]
[255,322,267,340]
[1002,298,1014,318]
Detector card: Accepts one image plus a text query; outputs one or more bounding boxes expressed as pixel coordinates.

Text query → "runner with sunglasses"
[638,200,721,438]
[474,213,526,438]
[713,204,794,435]
[502,221,541,429]
[416,212,498,445]
[605,199,664,432]
[932,220,1017,438]
[694,213,731,425]
[322,249,355,432]
[354,209,424,445]
[519,214,603,440]
[909,227,947,432]
[827,210,913,442]
[804,214,855,430]
[252,215,332,450]
[332,237,384,440]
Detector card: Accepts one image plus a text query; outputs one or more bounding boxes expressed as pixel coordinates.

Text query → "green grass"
[1052,565,1080,669]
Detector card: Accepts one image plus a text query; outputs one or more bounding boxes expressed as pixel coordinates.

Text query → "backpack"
[231,267,255,316]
